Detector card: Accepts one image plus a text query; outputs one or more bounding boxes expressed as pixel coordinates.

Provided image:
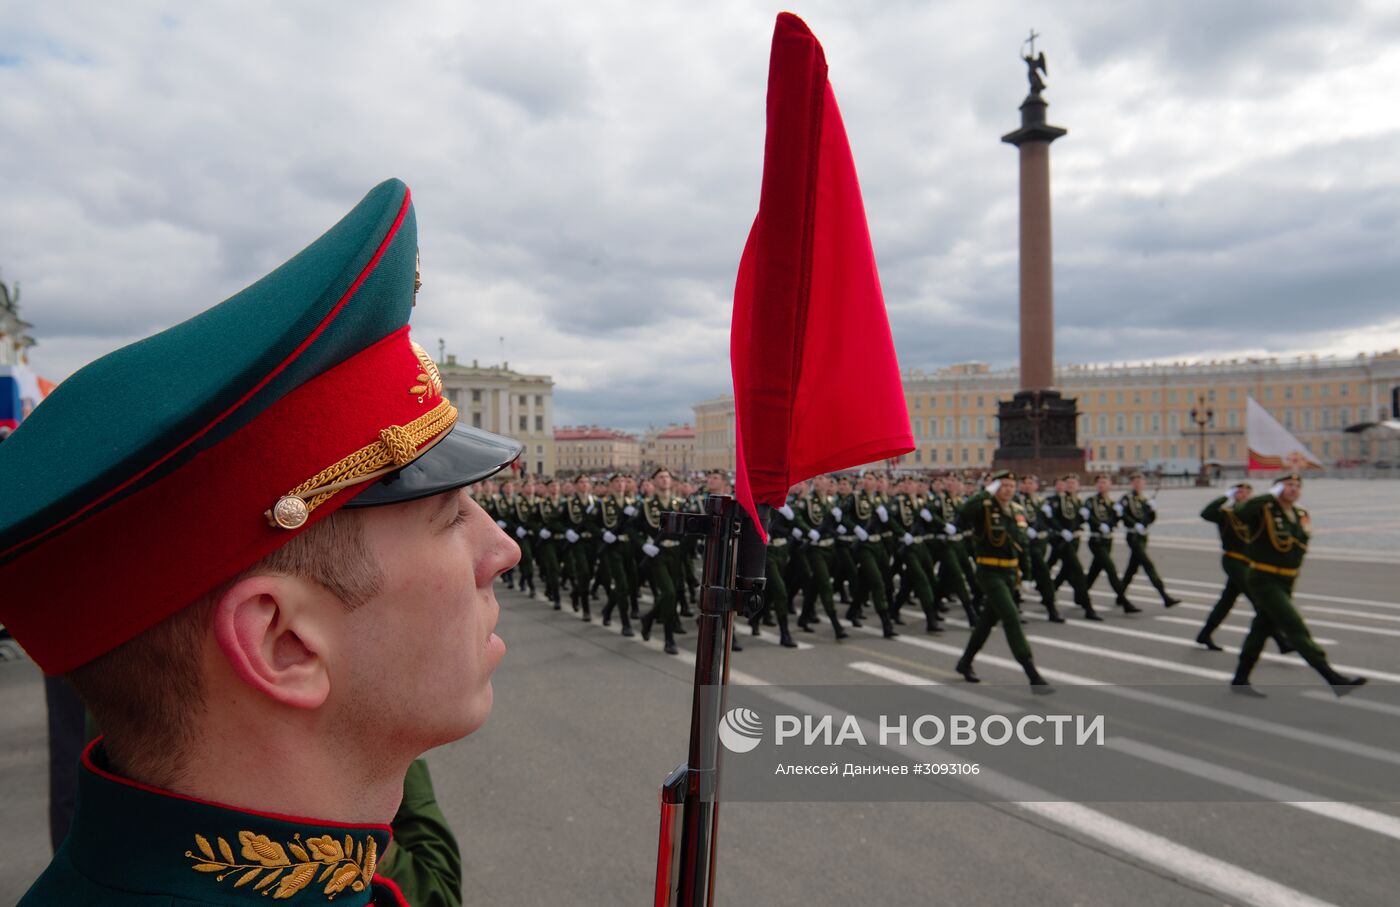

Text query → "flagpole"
[654,496,768,907]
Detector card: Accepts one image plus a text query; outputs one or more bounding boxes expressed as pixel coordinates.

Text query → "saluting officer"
[1118,472,1180,608]
[1196,481,1287,653]
[1227,473,1365,696]
[954,471,1054,692]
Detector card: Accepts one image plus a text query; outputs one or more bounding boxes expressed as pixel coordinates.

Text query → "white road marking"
[1155,614,1338,645]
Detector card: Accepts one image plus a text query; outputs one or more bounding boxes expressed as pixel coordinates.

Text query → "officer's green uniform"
[1083,491,1137,610]
[532,492,564,608]
[791,491,847,639]
[888,492,941,632]
[597,493,634,634]
[954,476,1052,691]
[1046,489,1101,619]
[560,492,596,618]
[841,489,897,637]
[1016,488,1062,621]
[1118,488,1178,607]
[929,488,978,626]
[637,493,680,653]
[1197,492,1285,652]
[505,492,536,597]
[1229,482,1365,693]
[754,500,798,647]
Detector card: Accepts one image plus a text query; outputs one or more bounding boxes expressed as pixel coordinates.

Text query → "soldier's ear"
[210,574,333,711]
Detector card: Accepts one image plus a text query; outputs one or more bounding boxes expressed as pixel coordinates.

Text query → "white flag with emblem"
[1246,396,1322,471]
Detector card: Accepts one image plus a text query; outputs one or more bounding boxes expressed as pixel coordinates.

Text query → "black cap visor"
[344,424,523,508]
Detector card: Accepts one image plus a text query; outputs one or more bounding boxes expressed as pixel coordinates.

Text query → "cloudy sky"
[4,1,1399,432]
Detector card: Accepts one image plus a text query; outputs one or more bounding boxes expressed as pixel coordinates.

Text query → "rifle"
[653,494,769,906]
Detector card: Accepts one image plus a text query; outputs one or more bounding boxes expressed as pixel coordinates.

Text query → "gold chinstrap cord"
[266,399,459,530]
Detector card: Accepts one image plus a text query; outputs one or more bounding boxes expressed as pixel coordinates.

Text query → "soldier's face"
[995,481,1016,504]
[610,478,625,495]
[343,487,519,751]
[707,474,724,493]
[1065,478,1079,493]
[560,481,574,496]
[577,478,592,495]
[1019,477,1036,494]
[1278,479,1302,504]
[1233,485,1252,502]
[655,471,672,491]
[641,479,655,496]
[861,476,877,493]
[1131,477,1146,494]
[1096,477,1110,494]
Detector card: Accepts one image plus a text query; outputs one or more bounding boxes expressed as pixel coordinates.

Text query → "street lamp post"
[1189,394,1214,487]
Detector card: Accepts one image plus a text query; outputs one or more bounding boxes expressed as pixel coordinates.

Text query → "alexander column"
[993,32,1085,478]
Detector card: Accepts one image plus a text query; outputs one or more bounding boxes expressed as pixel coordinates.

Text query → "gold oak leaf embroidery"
[187,830,378,900]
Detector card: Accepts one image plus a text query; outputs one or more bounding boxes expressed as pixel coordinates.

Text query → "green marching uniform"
[597,490,634,634]
[1046,485,1102,620]
[756,500,799,647]
[1082,489,1138,611]
[1016,485,1063,622]
[889,491,941,633]
[533,490,564,608]
[1118,484,1179,607]
[1196,488,1289,653]
[954,473,1053,692]
[507,492,536,598]
[1227,475,1366,695]
[560,490,596,619]
[637,492,681,654]
[378,760,464,907]
[842,487,898,637]
[792,488,848,640]
[929,485,979,626]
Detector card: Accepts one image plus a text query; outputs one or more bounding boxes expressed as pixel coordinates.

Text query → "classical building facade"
[640,424,696,474]
[693,396,736,472]
[554,426,641,475]
[437,355,555,476]
[693,351,1400,474]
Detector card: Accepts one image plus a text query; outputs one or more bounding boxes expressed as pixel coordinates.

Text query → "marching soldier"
[1118,472,1180,608]
[534,477,564,608]
[832,474,859,614]
[1083,474,1138,612]
[791,475,848,640]
[598,474,634,635]
[1016,474,1064,622]
[622,475,643,619]
[755,490,801,648]
[841,473,899,638]
[929,474,979,626]
[637,475,681,654]
[954,471,1054,693]
[1227,473,1365,696]
[505,479,537,598]
[1196,481,1289,654]
[1046,474,1104,620]
[652,468,693,625]
[560,474,598,619]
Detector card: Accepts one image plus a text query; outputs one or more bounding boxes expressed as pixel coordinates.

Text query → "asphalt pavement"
[2,481,1398,906]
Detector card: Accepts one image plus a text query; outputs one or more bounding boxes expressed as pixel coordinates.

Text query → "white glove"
[779,504,795,520]
[986,479,1001,495]
[1041,503,1053,517]
[944,523,958,536]
[920,508,933,521]
[902,532,914,546]
[642,542,660,557]
[836,525,848,535]
[791,527,803,540]
[854,526,869,541]
[496,519,507,529]
[831,506,843,521]
[515,526,527,539]
[1113,503,1124,516]
[1270,482,1285,497]
[1099,523,1111,535]
[1078,507,1090,520]
[1145,499,1156,510]
[623,505,637,516]
[1027,527,1038,540]
[1061,529,1074,542]
[1135,523,1146,533]
[876,505,889,523]
[807,529,820,542]
[539,528,552,540]
[603,530,617,544]
[565,529,580,544]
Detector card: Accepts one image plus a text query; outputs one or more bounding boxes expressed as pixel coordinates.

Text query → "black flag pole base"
[653,495,769,907]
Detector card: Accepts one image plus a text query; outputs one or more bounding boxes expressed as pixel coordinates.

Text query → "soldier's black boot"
[1161,593,1180,608]
[844,605,863,628]
[1315,663,1368,697]
[1231,658,1265,697]
[1045,602,1066,623]
[1116,596,1141,614]
[955,656,979,684]
[664,627,679,656]
[601,600,613,627]
[960,598,979,628]
[640,610,655,641]
[750,615,762,637]
[1196,628,1224,651]
[829,611,849,641]
[581,598,592,622]
[880,612,899,639]
[777,612,798,648]
[570,591,580,613]
[1019,658,1055,694]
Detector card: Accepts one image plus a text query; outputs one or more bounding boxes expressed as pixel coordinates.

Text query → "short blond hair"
[67,509,385,785]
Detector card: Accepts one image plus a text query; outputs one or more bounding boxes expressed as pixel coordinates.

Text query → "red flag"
[731,12,913,537]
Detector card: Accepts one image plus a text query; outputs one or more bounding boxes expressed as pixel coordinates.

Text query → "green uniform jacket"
[1084,492,1121,540]
[21,743,413,906]
[956,492,1029,564]
[1201,496,1252,556]
[1233,494,1310,573]
[377,760,462,907]
[1044,491,1085,541]
[1118,491,1157,538]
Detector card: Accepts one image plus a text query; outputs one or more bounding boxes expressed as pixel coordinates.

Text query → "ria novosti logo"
[718,707,765,754]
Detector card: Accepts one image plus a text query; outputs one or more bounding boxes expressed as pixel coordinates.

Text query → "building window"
[1133,391,1141,404]
[1169,390,1177,403]
[1323,441,1331,456]
[1228,443,1237,457]
[1321,385,1330,398]
[960,417,969,437]
[1099,446,1107,461]
[1152,444,1160,458]
[1207,389,1216,402]
[447,388,461,406]
[1169,413,1180,431]
[471,389,482,403]
[1340,383,1349,397]
[1302,385,1312,399]
[977,447,986,463]
[1151,413,1161,432]
[1339,407,1350,425]
[1228,389,1237,402]
[519,415,528,431]
[536,462,544,475]
[535,395,544,406]
[946,448,954,463]
[914,417,924,436]
[930,419,939,439]
[1152,390,1160,403]
[1115,414,1125,433]
[1284,410,1294,429]
[1098,392,1107,405]
[1116,391,1124,405]
[976,416,985,436]
[1302,409,1312,430]
[1208,443,1216,458]
[1264,387,1273,400]
[945,417,954,437]
[1117,445,1125,460]
[1228,411,1239,428]
[1321,409,1331,428]
[915,449,923,462]
[928,396,937,409]
[913,397,921,409]
[976,395,984,407]
[1284,386,1293,400]
[472,412,482,428]
[960,448,968,463]
[1098,414,1108,434]
[1133,414,1143,433]
[1170,444,1178,458]
[537,445,544,455]
[1134,444,1142,460]
[535,415,544,432]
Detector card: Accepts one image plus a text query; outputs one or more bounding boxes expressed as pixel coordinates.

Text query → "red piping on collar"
[1,186,412,562]
[81,737,394,835]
